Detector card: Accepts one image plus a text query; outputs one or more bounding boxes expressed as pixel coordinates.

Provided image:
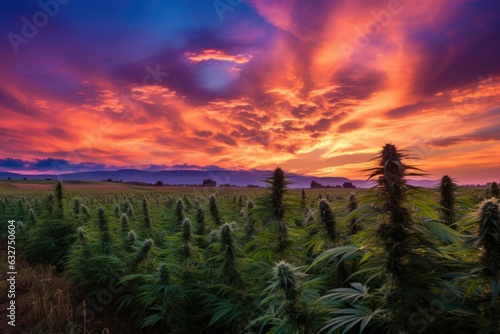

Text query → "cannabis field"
[1,144,499,334]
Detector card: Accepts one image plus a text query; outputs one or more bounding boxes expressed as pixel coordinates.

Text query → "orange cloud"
[185,49,251,64]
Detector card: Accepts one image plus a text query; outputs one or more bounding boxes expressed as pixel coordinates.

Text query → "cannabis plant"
[209,194,223,226]
[142,195,151,229]
[98,207,112,254]
[121,213,129,233]
[347,193,359,235]
[196,207,206,235]
[439,175,458,228]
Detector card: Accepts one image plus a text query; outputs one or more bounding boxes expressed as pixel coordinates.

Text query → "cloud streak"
[185,49,251,64]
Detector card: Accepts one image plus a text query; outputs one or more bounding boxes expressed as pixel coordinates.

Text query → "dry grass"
[0,257,116,334]
[15,263,80,333]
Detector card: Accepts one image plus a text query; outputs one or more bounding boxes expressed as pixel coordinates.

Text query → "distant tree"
[310,180,322,188]
[154,180,164,186]
[202,179,216,187]
[342,181,356,189]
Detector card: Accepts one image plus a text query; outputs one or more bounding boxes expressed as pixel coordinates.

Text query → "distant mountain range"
[0,169,439,188]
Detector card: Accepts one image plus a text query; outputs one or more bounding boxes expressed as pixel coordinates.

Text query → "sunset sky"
[1,0,499,184]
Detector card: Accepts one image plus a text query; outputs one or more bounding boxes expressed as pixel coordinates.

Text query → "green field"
[0,148,499,334]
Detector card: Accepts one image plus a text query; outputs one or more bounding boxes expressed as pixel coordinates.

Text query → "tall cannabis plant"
[244,201,256,239]
[251,261,324,333]
[439,175,458,228]
[195,207,206,235]
[98,207,112,254]
[319,199,337,244]
[54,180,64,219]
[142,194,151,229]
[252,167,296,260]
[316,144,460,333]
[176,199,185,226]
[477,199,500,332]
[131,239,153,271]
[73,198,80,215]
[209,194,223,226]
[121,213,129,233]
[220,222,240,284]
[347,193,358,235]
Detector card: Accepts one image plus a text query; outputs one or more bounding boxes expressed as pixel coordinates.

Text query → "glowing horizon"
[1,0,499,184]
